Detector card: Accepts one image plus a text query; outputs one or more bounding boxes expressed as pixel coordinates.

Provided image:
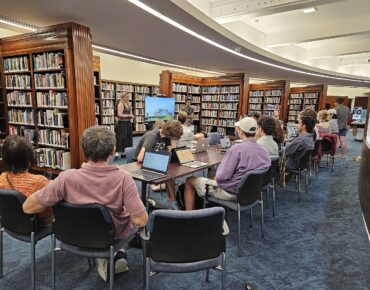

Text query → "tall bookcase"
[159,71,247,135]
[246,81,290,121]
[100,79,158,135]
[93,55,102,126]
[0,23,95,173]
[287,85,327,123]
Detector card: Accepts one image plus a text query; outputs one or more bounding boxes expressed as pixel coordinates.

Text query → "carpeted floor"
[1,138,369,290]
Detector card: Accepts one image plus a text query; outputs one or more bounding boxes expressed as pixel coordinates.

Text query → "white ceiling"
[188,0,370,77]
[0,0,369,88]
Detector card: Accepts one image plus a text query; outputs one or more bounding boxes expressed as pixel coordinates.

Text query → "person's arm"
[215,149,239,183]
[137,133,157,162]
[117,103,133,118]
[131,211,148,227]
[137,147,145,163]
[285,138,301,157]
[23,194,46,214]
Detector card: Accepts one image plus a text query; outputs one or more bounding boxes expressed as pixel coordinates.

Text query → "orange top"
[0,172,52,220]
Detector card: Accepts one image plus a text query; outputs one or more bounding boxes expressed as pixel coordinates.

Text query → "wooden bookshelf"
[246,80,290,122]
[287,85,327,123]
[160,71,247,135]
[93,55,102,126]
[0,23,95,171]
[99,79,158,135]
[0,60,6,138]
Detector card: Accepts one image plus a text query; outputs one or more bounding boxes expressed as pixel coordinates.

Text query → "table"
[118,150,224,206]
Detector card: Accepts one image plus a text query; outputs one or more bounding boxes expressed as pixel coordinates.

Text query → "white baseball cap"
[327,109,337,115]
[235,117,257,134]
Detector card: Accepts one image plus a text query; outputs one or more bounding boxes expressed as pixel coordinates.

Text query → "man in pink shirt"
[23,126,148,281]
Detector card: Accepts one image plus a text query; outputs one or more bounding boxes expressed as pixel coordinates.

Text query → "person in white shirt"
[177,111,194,147]
[256,116,279,157]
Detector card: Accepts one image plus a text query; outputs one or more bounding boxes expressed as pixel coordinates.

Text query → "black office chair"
[262,157,280,217]
[204,168,269,256]
[0,189,51,290]
[51,201,137,290]
[286,149,313,201]
[321,137,335,171]
[141,207,228,290]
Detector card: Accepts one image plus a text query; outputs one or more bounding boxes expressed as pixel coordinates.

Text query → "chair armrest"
[222,220,229,236]
[139,227,149,241]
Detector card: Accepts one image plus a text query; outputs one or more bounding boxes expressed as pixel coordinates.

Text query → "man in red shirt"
[23,126,148,281]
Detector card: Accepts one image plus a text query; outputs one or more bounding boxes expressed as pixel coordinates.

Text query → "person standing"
[183,98,194,124]
[177,111,194,147]
[115,92,134,158]
[335,97,350,158]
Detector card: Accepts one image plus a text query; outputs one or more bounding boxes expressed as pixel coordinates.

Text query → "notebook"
[129,150,170,182]
[191,138,210,153]
[176,148,208,168]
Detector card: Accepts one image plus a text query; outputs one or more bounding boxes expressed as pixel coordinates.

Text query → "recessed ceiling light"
[302,7,317,14]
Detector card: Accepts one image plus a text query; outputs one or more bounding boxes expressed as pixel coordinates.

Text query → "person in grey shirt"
[183,98,194,124]
[256,116,279,157]
[177,111,194,147]
[335,97,350,158]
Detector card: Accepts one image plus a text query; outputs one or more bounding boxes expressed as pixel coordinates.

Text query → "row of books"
[102,91,115,99]
[36,91,68,107]
[249,104,262,110]
[4,56,29,72]
[135,86,151,93]
[136,116,144,122]
[172,83,187,92]
[35,148,71,170]
[135,101,144,108]
[201,118,218,126]
[202,111,218,117]
[264,104,278,111]
[202,95,219,102]
[95,103,100,115]
[306,93,319,98]
[7,92,32,106]
[33,52,64,71]
[102,108,114,116]
[220,103,238,110]
[249,97,263,103]
[135,108,145,115]
[5,74,31,89]
[290,93,304,99]
[250,90,282,96]
[116,92,133,100]
[188,85,201,93]
[221,86,240,93]
[203,86,220,94]
[289,105,302,110]
[220,94,239,102]
[135,94,147,101]
[102,99,115,108]
[9,125,35,142]
[34,73,65,88]
[219,119,235,127]
[135,123,146,131]
[38,129,69,148]
[305,99,318,104]
[219,111,237,118]
[265,97,280,103]
[101,82,115,90]
[37,110,68,128]
[8,109,35,125]
[116,84,134,92]
[102,116,115,125]
[289,99,303,104]
[288,110,300,116]
[202,103,218,109]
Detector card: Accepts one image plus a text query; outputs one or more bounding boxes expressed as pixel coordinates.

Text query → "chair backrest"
[208,132,220,145]
[0,189,36,234]
[263,157,280,186]
[297,149,313,170]
[52,201,114,249]
[148,207,225,263]
[312,140,321,156]
[125,146,136,163]
[321,138,333,153]
[237,168,269,205]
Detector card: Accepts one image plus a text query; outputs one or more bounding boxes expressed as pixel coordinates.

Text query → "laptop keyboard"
[132,169,164,180]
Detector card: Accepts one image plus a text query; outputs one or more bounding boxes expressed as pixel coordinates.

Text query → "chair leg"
[260,201,264,239]
[315,160,318,177]
[297,174,301,201]
[237,204,241,257]
[51,234,56,290]
[31,232,35,290]
[109,246,114,290]
[221,252,226,290]
[0,226,3,278]
[143,241,146,287]
[305,171,308,193]
[272,183,276,218]
[206,269,210,282]
[265,188,269,209]
[145,258,150,290]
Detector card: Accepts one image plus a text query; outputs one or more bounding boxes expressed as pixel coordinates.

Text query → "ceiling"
[0,0,369,88]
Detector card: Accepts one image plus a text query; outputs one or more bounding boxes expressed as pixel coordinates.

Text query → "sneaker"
[169,200,181,210]
[97,258,108,282]
[114,250,129,274]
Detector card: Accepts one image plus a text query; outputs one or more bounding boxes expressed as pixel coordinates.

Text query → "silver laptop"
[176,148,208,168]
[130,150,170,182]
[220,137,231,149]
[191,137,210,153]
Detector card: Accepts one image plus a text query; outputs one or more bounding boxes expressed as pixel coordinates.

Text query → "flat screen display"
[145,97,175,122]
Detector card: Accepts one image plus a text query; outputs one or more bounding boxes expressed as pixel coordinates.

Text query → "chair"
[310,140,321,178]
[321,138,335,171]
[0,189,51,290]
[141,208,228,290]
[262,157,280,217]
[208,132,220,145]
[204,168,269,256]
[286,149,313,201]
[51,201,137,290]
[125,146,136,163]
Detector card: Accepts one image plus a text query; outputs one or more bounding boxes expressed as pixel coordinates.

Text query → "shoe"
[169,200,181,210]
[114,250,129,274]
[97,258,108,282]
[151,183,166,191]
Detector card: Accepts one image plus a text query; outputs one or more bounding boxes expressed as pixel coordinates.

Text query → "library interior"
[0,0,370,289]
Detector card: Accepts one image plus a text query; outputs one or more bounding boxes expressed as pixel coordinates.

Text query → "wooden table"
[118,150,224,206]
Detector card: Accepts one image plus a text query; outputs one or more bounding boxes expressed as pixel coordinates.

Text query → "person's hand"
[131,114,135,119]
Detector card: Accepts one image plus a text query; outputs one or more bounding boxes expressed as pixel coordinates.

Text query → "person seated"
[316,110,331,135]
[250,112,261,121]
[285,116,315,172]
[193,132,208,142]
[0,135,53,228]
[153,119,165,130]
[23,126,148,281]
[184,117,271,210]
[177,111,194,147]
[273,118,285,150]
[299,108,317,140]
[327,109,339,134]
[256,116,279,157]
[134,120,183,209]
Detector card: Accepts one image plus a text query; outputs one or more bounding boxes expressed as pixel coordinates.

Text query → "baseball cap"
[235,117,257,134]
[327,109,336,115]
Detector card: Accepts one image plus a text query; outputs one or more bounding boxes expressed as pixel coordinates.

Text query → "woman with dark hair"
[256,116,279,157]
[0,135,52,227]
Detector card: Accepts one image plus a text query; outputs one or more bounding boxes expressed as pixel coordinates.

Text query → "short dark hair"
[336,97,345,104]
[2,135,35,173]
[251,112,260,120]
[300,108,317,123]
[177,111,188,124]
[257,116,276,136]
[300,116,315,133]
[161,120,183,140]
[81,126,116,162]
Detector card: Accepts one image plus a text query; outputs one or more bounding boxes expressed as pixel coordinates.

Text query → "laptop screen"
[176,148,194,164]
[142,151,170,173]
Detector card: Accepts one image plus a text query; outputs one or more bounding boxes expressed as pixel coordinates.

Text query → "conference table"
[118,149,225,206]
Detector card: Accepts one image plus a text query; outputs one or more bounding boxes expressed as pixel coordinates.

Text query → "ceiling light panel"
[302,7,317,14]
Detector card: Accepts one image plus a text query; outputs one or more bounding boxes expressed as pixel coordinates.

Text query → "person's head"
[161,120,183,141]
[257,116,276,137]
[239,113,247,120]
[298,116,315,134]
[186,98,192,106]
[327,108,337,120]
[153,120,165,130]
[120,92,130,104]
[2,135,35,173]
[177,111,188,125]
[299,108,317,123]
[317,110,329,122]
[336,97,345,105]
[235,117,257,140]
[273,109,280,119]
[81,126,116,162]
[251,112,260,121]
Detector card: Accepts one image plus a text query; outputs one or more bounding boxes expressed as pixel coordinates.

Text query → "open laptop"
[129,150,170,182]
[191,137,210,153]
[170,146,186,162]
[220,137,231,149]
[176,148,208,168]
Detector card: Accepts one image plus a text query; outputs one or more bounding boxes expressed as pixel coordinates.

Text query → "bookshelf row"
[287,91,321,123]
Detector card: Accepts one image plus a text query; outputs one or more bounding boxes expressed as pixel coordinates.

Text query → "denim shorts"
[339,128,348,136]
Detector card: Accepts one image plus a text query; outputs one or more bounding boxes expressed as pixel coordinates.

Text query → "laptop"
[220,137,231,149]
[176,148,208,168]
[170,146,186,162]
[191,137,210,153]
[129,150,170,182]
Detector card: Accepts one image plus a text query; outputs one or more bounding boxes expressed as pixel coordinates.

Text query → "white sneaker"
[96,251,129,282]
[97,258,108,282]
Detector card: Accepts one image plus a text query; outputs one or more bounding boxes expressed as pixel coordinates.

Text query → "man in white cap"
[183,117,271,210]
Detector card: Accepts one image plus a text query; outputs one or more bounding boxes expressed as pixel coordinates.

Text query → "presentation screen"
[145,97,175,122]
